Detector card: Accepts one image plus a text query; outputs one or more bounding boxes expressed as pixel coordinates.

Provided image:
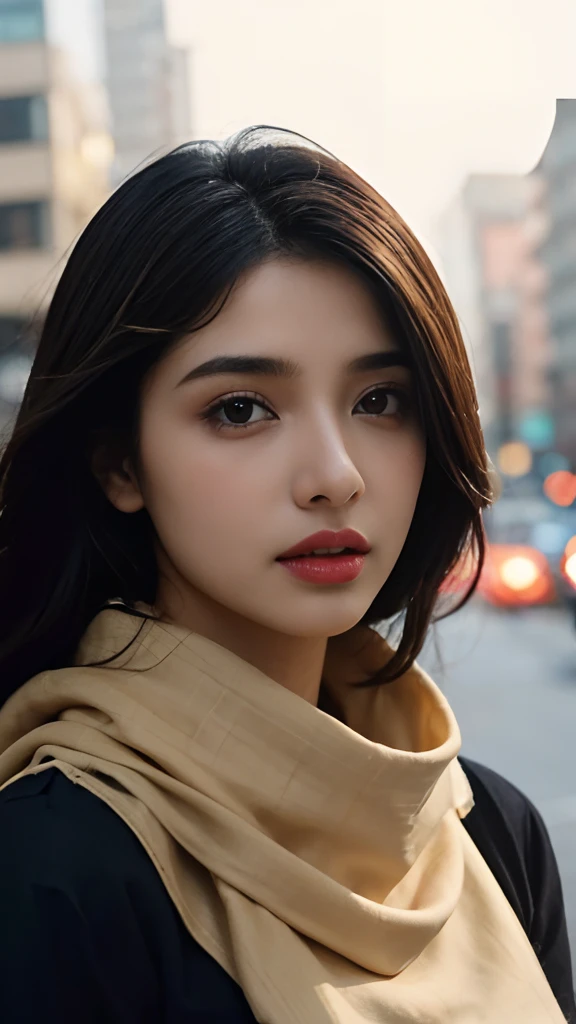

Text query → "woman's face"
[109,258,426,641]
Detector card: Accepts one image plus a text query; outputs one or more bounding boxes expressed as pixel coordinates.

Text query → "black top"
[0,758,574,1023]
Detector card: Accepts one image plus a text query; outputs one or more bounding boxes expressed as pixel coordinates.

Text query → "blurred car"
[518,503,576,623]
[483,497,576,614]
[441,498,560,608]
[480,497,563,608]
[440,544,555,607]
[476,543,556,607]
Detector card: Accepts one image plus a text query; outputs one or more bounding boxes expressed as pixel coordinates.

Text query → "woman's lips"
[277,552,366,584]
[276,528,370,560]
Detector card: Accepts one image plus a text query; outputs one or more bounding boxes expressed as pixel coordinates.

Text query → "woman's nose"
[291,426,366,509]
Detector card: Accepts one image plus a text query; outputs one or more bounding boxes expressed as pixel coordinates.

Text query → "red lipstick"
[276,529,370,585]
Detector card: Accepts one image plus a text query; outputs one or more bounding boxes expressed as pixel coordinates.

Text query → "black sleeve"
[0,769,161,1024]
[460,756,576,1022]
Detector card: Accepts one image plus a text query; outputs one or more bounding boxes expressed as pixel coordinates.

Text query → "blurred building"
[437,173,553,458]
[103,0,192,186]
[538,99,576,467]
[0,0,111,428]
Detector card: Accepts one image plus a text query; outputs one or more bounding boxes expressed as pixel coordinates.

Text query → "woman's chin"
[267,608,369,640]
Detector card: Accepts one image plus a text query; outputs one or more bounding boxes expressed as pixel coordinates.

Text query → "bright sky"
[166,0,576,243]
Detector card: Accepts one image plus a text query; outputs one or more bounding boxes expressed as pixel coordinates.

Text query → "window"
[0,1,44,43]
[0,201,49,249]
[0,95,48,144]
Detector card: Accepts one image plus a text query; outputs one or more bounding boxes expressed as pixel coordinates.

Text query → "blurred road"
[420,600,576,970]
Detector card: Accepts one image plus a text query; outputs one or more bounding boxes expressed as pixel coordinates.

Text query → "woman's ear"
[91,444,145,514]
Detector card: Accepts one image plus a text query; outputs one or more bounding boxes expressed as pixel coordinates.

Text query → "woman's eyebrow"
[175,350,411,387]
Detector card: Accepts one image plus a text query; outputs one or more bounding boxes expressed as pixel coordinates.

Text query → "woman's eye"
[202,385,409,433]
[203,395,274,431]
[354,386,408,417]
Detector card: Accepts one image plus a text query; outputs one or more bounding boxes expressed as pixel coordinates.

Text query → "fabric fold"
[0,606,565,1022]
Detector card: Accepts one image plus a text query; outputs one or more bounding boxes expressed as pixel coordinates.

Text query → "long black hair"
[0,125,492,705]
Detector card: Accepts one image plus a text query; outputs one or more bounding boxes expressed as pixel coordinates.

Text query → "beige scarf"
[0,607,565,1023]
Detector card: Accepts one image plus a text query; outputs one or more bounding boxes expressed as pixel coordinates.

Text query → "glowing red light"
[543,471,576,507]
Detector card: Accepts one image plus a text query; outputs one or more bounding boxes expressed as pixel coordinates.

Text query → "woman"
[0,126,572,1023]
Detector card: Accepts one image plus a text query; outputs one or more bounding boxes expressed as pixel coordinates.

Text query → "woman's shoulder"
[459,755,540,812]
[0,764,188,947]
[459,756,576,1021]
[458,754,553,863]
[458,754,556,913]
[0,767,166,1021]
[0,766,148,875]
[0,763,181,889]
[0,765,257,1023]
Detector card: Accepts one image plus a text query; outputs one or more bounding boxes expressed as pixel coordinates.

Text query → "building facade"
[538,99,576,466]
[103,0,192,186]
[436,173,553,458]
[0,0,111,427]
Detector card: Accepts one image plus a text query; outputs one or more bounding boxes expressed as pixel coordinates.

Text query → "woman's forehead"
[161,260,405,383]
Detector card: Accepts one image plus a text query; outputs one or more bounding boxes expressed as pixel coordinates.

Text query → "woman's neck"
[154,579,328,705]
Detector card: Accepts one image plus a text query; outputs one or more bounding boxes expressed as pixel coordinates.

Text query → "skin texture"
[100,258,426,704]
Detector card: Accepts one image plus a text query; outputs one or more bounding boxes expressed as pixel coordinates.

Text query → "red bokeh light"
[543,471,576,507]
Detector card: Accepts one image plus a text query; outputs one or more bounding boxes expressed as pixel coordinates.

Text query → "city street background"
[1,0,576,974]
[421,601,576,969]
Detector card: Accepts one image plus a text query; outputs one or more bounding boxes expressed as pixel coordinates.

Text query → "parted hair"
[0,126,492,705]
